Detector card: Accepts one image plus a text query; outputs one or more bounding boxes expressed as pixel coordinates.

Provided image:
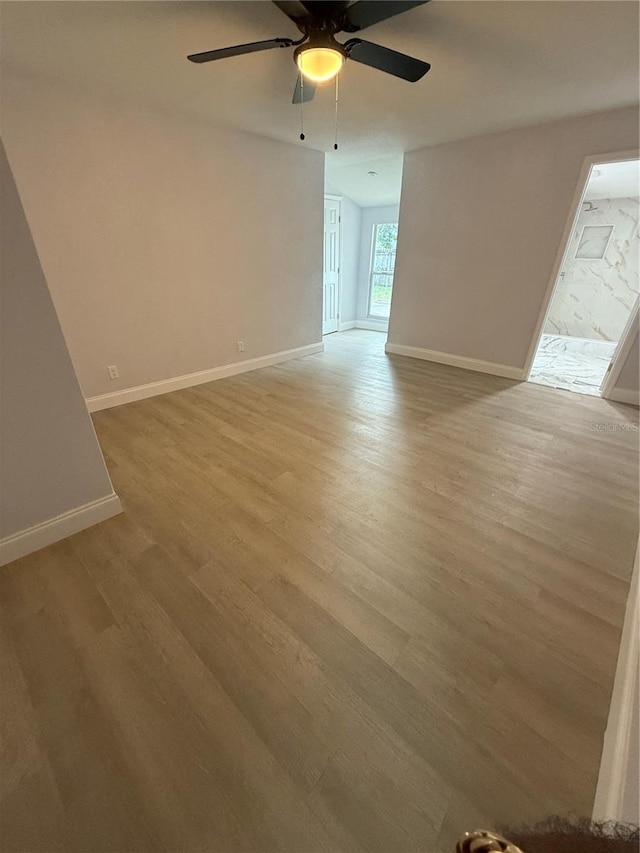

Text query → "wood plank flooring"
[1,330,638,853]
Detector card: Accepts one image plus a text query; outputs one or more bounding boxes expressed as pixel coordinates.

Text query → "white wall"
[338,193,362,327]
[545,197,639,341]
[357,204,399,329]
[1,72,324,401]
[389,107,639,370]
[593,547,639,825]
[0,138,118,562]
[620,662,639,823]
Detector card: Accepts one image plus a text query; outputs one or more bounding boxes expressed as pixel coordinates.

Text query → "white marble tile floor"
[528,334,617,396]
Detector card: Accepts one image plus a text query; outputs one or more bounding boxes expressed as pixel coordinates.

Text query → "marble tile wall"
[544,196,639,341]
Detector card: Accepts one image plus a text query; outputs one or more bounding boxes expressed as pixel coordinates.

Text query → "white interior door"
[323,197,340,335]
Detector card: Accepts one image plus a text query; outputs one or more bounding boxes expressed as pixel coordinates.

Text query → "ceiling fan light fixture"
[295,45,344,83]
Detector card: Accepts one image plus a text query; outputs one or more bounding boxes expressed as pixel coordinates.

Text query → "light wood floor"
[1,330,638,853]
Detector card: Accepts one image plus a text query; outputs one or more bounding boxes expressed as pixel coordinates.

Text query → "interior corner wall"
[1,71,324,401]
[388,106,639,369]
[357,204,399,327]
[0,137,117,554]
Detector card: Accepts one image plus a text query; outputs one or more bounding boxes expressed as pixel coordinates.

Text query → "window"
[367,223,398,319]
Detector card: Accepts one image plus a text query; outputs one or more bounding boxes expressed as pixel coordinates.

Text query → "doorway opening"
[322,154,404,340]
[528,157,639,397]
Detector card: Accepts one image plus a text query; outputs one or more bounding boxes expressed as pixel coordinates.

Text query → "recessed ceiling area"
[1,1,638,170]
[584,160,640,201]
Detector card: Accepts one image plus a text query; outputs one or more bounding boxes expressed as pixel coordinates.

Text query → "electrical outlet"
[107,365,119,380]
[236,341,245,352]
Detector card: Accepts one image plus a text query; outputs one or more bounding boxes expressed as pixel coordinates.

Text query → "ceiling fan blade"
[344,39,430,82]
[342,1,429,33]
[292,76,316,103]
[272,0,310,24]
[188,38,294,64]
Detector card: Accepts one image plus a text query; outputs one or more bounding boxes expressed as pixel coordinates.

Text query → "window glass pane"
[369,274,393,318]
[372,224,398,271]
[368,223,398,319]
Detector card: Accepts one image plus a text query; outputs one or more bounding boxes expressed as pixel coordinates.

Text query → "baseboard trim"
[593,545,639,822]
[606,387,640,407]
[385,342,525,380]
[0,493,122,567]
[338,321,356,331]
[356,320,389,332]
[86,342,324,412]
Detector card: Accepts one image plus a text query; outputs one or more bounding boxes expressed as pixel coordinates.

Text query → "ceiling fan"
[187,1,431,104]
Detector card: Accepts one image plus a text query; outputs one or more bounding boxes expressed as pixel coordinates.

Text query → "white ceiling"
[325,154,404,207]
[584,160,640,201]
[1,1,638,206]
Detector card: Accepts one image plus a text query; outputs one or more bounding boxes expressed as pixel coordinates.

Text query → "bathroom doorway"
[528,157,639,396]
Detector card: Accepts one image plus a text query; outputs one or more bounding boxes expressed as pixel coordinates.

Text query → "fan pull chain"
[333,73,339,150]
[299,73,305,141]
